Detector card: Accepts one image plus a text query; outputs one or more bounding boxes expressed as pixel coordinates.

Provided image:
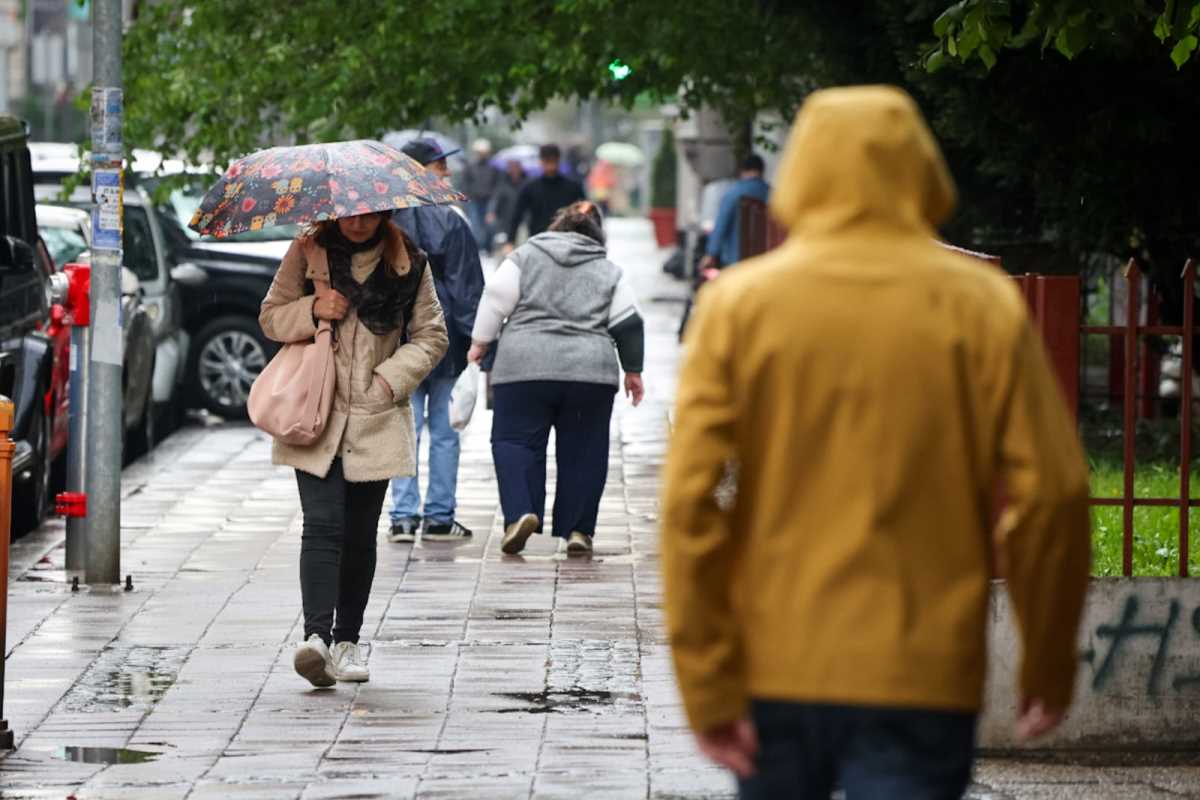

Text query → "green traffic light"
[608,59,632,81]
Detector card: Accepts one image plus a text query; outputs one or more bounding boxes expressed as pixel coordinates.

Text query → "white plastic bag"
[449,363,480,431]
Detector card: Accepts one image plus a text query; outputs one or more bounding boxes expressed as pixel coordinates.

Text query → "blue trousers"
[739,701,976,800]
[491,381,615,538]
[390,375,460,524]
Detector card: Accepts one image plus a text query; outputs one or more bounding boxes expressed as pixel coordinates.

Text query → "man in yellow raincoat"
[661,86,1091,797]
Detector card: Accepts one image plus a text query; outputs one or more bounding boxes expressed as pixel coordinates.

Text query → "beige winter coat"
[259,233,448,482]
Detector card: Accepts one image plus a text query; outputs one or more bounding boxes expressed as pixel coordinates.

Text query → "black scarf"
[316,225,425,336]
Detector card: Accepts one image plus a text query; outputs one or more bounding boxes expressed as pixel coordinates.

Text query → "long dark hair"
[548,200,605,245]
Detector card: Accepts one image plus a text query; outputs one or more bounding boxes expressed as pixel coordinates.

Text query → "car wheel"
[191,315,269,419]
[13,402,51,537]
[127,358,157,460]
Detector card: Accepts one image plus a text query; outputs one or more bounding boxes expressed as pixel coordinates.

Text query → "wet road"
[3,219,1199,798]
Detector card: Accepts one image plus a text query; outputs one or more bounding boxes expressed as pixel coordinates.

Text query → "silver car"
[31,165,189,430]
[36,204,159,457]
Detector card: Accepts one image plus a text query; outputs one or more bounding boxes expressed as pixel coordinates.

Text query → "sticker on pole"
[90,87,123,157]
[92,169,123,250]
[91,294,124,367]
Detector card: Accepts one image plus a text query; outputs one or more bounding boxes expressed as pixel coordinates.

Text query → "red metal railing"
[738,197,786,261]
[1082,259,1197,576]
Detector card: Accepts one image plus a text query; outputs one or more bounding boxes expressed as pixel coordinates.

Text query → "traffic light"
[608,59,632,81]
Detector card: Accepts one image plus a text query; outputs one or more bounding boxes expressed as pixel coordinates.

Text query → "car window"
[123,207,159,283]
[41,225,89,269]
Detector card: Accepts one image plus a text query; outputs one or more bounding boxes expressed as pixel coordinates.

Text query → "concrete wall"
[980,578,1200,750]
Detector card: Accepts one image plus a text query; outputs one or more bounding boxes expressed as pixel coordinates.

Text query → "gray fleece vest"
[491,231,622,387]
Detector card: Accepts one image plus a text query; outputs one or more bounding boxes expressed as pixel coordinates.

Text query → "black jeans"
[295,458,387,645]
[491,380,616,538]
[739,701,976,800]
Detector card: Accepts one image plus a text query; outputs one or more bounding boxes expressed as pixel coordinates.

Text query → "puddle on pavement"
[494,687,642,714]
[52,746,160,764]
[60,645,187,712]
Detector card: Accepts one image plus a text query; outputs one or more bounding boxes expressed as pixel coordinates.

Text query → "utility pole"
[86,0,122,587]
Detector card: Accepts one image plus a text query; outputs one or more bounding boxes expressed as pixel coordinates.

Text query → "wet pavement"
[3,219,1199,798]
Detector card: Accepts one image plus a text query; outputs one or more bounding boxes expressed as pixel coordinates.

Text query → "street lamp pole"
[85,0,123,587]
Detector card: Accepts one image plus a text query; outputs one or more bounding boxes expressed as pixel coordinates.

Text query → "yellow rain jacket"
[661,86,1091,732]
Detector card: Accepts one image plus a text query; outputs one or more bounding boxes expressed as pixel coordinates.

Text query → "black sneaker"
[389,517,421,543]
[422,520,473,541]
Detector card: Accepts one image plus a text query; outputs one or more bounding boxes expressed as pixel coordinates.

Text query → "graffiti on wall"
[1080,595,1200,695]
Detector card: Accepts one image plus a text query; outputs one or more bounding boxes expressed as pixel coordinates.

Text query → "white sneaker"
[501,513,540,555]
[331,641,370,682]
[294,634,336,688]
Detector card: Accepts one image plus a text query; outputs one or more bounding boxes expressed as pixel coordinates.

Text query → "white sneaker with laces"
[331,641,370,682]
[294,634,336,688]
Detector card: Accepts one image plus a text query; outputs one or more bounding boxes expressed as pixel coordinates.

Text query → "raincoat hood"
[526,230,607,267]
[769,86,957,238]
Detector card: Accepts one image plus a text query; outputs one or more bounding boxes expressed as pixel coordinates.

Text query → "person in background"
[504,144,586,251]
[470,201,645,557]
[461,138,503,252]
[259,212,447,687]
[387,137,485,543]
[661,86,1091,797]
[697,154,770,275]
[488,160,526,251]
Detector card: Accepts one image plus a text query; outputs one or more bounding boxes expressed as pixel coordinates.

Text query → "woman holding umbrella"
[192,140,457,688]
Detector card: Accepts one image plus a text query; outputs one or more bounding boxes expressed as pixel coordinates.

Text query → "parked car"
[36,204,158,457]
[31,144,283,419]
[1,116,67,535]
[32,154,190,428]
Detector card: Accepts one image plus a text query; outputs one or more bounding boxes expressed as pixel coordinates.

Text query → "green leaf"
[933,7,959,38]
[978,43,998,70]
[1171,34,1198,67]
[1154,12,1172,42]
[1189,1,1200,31]
[926,49,948,73]
[1054,24,1090,59]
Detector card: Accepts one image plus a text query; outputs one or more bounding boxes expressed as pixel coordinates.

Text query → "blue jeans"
[390,376,460,524]
[739,701,976,800]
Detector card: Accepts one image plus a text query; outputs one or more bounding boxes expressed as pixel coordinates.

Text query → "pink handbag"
[248,281,337,446]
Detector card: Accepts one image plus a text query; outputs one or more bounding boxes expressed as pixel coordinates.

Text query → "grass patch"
[1089,457,1200,576]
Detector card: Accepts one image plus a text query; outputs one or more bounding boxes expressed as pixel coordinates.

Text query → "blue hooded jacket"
[393,205,484,381]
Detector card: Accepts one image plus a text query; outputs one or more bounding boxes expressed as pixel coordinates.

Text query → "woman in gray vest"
[468,201,645,556]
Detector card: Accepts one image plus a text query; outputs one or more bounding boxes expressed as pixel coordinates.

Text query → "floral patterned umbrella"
[188,139,466,238]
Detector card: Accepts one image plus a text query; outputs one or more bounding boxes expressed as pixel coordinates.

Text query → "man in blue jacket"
[698,154,771,273]
[389,138,485,542]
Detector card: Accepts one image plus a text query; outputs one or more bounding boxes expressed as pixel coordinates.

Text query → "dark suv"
[1,115,61,534]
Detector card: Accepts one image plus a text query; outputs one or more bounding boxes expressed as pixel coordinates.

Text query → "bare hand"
[624,373,644,407]
[695,719,758,779]
[313,286,349,321]
[501,242,515,256]
[1015,697,1066,740]
[468,341,489,365]
[698,254,719,274]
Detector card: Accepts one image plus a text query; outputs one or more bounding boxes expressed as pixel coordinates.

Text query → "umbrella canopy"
[188,139,465,238]
[595,141,645,168]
